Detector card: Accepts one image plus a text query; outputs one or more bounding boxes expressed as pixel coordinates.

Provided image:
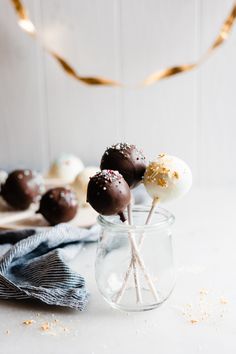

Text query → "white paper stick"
[115,198,160,304]
[139,197,159,247]
[127,204,142,304]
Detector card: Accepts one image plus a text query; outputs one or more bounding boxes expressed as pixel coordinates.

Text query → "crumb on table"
[219,297,228,304]
[40,322,50,331]
[23,320,35,325]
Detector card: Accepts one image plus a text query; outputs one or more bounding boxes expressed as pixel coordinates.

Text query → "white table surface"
[0,187,235,354]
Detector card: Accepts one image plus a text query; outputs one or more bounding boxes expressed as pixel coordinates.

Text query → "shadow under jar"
[96,206,175,312]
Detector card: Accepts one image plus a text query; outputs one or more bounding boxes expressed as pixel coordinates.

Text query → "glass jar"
[95,206,175,312]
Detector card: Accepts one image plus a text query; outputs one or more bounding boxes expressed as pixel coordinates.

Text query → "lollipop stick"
[115,198,160,304]
[128,235,159,301]
[127,203,133,225]
[139,197,159,247]
[145,197,159,225]
[116,212,159,303]
[127,204,142,304]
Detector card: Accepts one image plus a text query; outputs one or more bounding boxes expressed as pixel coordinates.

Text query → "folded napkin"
[0,224,99,310]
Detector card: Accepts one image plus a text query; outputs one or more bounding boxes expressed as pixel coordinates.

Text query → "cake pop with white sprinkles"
[37,187,78,225]
[1,169,44,210]
[87,170,131,221]
[100,143,146,189]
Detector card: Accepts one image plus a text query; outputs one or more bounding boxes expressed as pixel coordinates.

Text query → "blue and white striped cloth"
[0,224,99,310]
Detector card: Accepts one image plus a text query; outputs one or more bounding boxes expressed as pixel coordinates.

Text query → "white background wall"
[0,0,236,187]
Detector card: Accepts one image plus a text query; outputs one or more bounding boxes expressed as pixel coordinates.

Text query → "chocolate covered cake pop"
[87,170,131,220]
[100,143,146,189]
[1,170,44,210]
[37,187,78,225]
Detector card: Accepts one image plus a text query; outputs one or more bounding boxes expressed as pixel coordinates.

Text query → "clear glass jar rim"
[97,205,175,232]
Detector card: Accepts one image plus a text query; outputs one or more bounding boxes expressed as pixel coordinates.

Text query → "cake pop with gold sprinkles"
[144,154,192,204]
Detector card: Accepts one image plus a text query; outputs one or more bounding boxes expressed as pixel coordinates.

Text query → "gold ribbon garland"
[11,0,120,86]
[10,0,236,87]
[143,2,236,86]
[11,0,36,35]
[49,51,120,86]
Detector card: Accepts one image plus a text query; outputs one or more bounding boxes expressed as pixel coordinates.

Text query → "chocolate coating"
[1,170,44,210]
[87,170,131,217]
[37,187,78,225]
[100,143,146,189]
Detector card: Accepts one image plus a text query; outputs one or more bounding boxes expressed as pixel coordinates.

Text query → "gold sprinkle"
[219,297,228,304]
[173,171,179,179]
[158,153,166,158]
[199,288,208,296]
[157,177,167,187]
[23,320,35,325]
[41,322,50,331]
[190,319,198,324]
[160,167,170,174]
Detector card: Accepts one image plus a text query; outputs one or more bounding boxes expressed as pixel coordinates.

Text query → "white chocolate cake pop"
[144,154,192,203]
[71,166,99,206]
[47,154,84,183]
